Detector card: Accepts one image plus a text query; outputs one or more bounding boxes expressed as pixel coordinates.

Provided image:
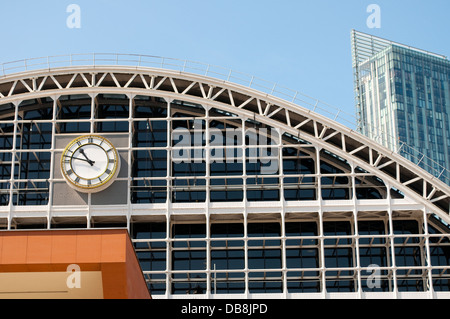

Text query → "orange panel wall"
[0,229,151,299]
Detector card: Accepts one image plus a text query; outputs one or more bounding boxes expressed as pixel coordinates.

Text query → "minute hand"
[65,155,95,165]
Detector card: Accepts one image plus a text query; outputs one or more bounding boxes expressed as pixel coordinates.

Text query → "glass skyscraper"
[351,30,450,184]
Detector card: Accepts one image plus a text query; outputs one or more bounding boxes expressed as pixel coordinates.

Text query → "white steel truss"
[0,66,450,299]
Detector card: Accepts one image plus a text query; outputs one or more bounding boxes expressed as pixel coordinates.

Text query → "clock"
[61,135,120,193]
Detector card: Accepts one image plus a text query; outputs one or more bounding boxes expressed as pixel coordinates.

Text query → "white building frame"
[0,63,450,299]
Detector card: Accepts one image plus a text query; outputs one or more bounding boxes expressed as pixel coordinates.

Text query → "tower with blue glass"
[352,30,450,184]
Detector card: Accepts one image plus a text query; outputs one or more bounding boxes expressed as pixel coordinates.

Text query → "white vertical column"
[316,146,326,298]
[279,134,287,297]
[244,210,249,298]
[318,208,326,298]
[8,100,20,229]
[204,104,212,298]
[165,98,172,297]
[422,207,435,299]
[387,182,398,298]
[165,214,171,298]
[351,162,362,298]
[242,117,249,297]
[47,95,59,229]
[87,93,96,228]
[126,94,133,230]
[205,211,211,297]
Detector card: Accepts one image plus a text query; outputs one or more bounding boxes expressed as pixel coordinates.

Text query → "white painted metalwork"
[0,62,450,299]
[1,53,448,186]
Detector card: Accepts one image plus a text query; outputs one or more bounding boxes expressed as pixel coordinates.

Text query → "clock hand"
[64,155,95,165]
[74,157,95,165]
[79,148,95,166]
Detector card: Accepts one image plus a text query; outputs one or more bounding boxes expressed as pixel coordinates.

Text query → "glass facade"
[131,212,450,295]
[352,31,450,183]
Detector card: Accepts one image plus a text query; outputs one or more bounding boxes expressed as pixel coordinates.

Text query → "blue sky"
[1,0,449,123]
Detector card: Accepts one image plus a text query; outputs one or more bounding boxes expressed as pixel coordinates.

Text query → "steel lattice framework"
[0,63,450,299]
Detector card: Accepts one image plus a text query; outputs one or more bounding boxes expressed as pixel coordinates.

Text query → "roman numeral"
[105,169,111,175]
[67,169,73,176]
[75,177,80,183]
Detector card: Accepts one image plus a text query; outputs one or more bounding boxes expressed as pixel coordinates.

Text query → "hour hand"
[79,149,95,166]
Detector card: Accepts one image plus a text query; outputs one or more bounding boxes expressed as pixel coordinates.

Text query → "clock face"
[61,135,120,193]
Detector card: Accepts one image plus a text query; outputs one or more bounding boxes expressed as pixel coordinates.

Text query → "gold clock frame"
[60,135,120,193]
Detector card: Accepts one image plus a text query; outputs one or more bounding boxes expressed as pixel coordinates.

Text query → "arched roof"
[0,63,449,223]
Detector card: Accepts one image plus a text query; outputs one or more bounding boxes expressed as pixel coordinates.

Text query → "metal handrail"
[0,53,448,184]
